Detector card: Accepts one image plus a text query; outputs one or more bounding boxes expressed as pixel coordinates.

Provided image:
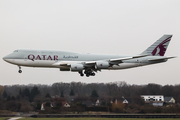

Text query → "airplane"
[3,35,176,77]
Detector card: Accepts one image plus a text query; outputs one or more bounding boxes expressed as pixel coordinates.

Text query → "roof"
[141,95,164,97]
[62,102,70,106]
[164,97,173,102]
[126,98,132,103]
[116,97,132,104]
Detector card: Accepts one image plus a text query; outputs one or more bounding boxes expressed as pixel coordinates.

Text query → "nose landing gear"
[18,66,22,73]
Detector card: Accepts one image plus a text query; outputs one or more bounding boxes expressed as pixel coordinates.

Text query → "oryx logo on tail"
[151,37,171,56]
[141,35,172,56]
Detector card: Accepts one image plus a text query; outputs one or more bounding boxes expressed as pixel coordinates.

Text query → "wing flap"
[52,61,76,66]
[53,54,149,66]
[110,54,149,63]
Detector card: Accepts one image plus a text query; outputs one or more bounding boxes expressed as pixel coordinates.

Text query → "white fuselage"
[2,35,175,77]
[3,49,165,70]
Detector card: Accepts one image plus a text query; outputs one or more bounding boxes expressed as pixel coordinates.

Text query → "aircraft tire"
[18,70,22,73]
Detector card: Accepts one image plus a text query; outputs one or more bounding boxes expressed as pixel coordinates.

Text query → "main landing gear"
[79,71,84,77]
[18,66,22,73]
[79,70,96,77]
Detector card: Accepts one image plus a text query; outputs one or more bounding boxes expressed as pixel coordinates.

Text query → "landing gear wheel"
[86,74,89,77]
[18,66,22,73]
[84,69,96,77]
[18,70,22,73]
[92,73,95,76]
[79,71,84,77]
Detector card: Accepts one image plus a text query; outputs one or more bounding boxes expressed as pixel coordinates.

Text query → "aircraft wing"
[53,55,149,67]
[109,54,149,63]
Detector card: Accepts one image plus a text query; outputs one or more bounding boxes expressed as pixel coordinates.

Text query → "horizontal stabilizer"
[148,56,176,61]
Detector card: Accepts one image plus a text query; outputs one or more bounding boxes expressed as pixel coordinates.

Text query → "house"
[164,97,175,103]
[125,98,132,104]
[62,102,70,107]
[50,102,54,107]
[95,99,101,106]
[141,95,164,106]
[123,99,129,104]
[41,102,54,110]
[41,102,46,110]
[115,96,130,104]
[141,95,164,102]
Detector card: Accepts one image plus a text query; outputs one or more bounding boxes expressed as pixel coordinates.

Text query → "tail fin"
[141,35,173,56]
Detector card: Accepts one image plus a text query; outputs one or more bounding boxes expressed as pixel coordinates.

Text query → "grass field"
[0,118,8,120]
[19,118,180,120]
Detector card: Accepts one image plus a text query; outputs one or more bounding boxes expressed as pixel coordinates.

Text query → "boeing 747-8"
[3,35,176,77]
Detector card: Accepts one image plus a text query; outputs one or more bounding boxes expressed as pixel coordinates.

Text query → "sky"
[0,0,180,85]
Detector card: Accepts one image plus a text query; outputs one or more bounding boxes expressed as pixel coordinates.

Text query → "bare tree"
[106,82,118,96]
[51,82,69,96]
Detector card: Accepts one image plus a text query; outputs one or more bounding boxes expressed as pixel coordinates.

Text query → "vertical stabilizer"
[141,35,172,56]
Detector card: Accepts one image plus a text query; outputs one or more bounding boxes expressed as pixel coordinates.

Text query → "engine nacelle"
[96,62,110,69]
[71,64,84,71]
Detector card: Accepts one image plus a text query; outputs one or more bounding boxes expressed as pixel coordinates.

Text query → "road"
[8,117,22,120]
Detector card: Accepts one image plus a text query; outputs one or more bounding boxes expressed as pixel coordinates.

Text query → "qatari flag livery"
[141,35,172,56]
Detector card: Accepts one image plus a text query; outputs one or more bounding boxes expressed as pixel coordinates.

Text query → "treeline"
[0,81,180,113]
[1,81,180,103]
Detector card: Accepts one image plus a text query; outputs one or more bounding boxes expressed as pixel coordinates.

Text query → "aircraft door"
[136,59,141,66]
[24,56,27,61]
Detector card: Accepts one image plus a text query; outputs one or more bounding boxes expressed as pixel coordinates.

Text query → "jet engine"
[96,62,110,69]
[71,64,84,71]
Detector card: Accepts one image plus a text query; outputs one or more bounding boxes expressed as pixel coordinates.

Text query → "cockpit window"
[14,50,18,52]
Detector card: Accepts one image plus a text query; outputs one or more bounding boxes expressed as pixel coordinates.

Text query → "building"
[141,95,164,102]
[95,99,101,106]
[141,95,164,106]
[41,102,46,110]
[114,96,131,104]
[164,97,175,103]
[62,102,70,107]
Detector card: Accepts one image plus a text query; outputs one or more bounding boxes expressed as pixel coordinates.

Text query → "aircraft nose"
[3,55,9,61]
[3,54,12,62]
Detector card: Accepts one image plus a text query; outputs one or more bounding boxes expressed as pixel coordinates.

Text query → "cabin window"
[14,50,18,52]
